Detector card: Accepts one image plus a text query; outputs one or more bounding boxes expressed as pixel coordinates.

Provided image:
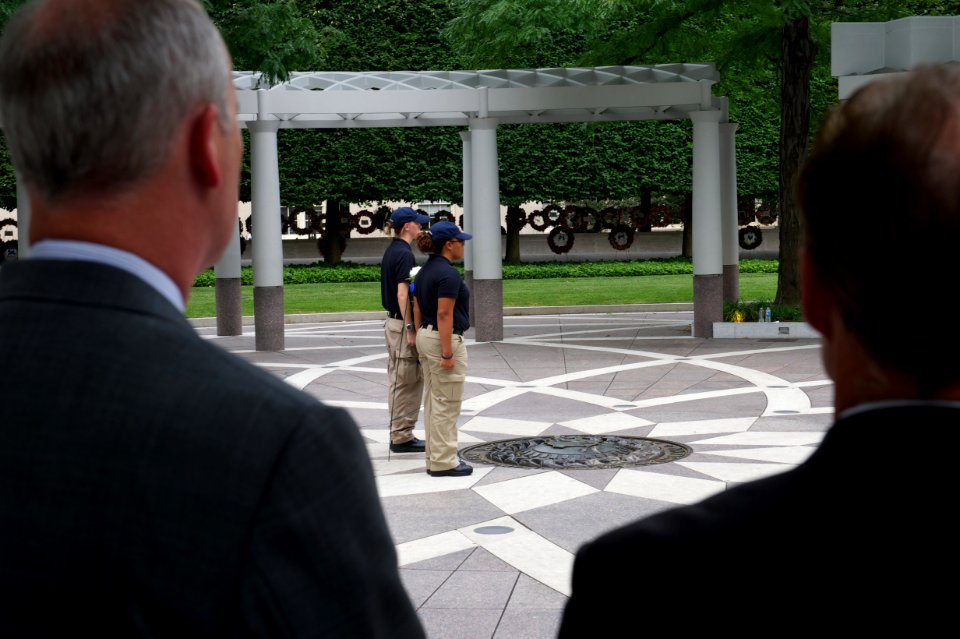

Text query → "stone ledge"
[713,321,820,339]
[187,303,695,328]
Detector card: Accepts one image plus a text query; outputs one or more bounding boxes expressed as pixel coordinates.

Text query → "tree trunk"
[776,16,814,306]
[320,200,344,265]
[504,205,522,264]
[638,187,653,233]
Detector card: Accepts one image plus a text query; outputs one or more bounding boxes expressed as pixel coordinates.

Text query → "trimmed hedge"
[194,257,778,287]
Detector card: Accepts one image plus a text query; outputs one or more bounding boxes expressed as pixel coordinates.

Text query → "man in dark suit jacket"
[0,1,423,637]
[559,65,960,636]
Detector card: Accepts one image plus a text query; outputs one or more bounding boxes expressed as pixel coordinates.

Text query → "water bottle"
[765,307,772,323]
[758,307,765,323]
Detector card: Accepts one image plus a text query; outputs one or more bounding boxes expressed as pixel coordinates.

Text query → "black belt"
[388,312,403,320]
[421,324,464,336]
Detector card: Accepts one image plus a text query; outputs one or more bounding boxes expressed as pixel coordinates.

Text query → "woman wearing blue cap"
[412,221,474,477]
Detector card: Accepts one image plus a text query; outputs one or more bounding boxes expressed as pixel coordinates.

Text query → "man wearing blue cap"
[381,206,430,453]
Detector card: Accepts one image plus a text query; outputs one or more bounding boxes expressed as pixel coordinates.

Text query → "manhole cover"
[460,435,692,470]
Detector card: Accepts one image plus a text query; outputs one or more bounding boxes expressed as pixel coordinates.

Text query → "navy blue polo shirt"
[414,254,470,333]
[380,238,415,317]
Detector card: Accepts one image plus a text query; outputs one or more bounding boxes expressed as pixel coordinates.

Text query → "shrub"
[723,299,804,322]
[194,257,779,287]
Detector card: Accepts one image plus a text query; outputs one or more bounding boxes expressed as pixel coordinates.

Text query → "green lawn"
[185,273,777,318]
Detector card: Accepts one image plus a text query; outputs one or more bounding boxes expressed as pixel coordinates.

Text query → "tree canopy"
[3,0,960,274]
[442,0,960,302]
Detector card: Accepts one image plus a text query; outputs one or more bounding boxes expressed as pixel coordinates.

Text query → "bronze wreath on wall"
[550,204,573,228]
[289,207,318,236]
[755,202,778,225]
[0,218,18,242]
[598,207,619,230]
[354,209,377,235]
[527,209,550,232]
[432,209,455,224]
[547,226,575,254]
[650,204,674,228]
[738,225,763,250]
[572,206,602,233]
[645,204,671,228]
[608,224,635,250]
[542,203,568,229]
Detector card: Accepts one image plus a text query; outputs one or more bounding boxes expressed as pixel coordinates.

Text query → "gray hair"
[0,0,233,202]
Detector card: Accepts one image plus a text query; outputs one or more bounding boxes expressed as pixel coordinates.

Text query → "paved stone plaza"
[198,310,830,639]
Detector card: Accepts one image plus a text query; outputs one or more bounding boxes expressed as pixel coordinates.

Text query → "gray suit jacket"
[0,260,423,638]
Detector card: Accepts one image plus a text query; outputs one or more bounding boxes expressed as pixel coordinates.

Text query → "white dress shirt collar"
[29,240,185,311]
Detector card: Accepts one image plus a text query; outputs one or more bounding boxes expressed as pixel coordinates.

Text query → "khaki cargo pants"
[415,327,467,472]
[384,318,423,445]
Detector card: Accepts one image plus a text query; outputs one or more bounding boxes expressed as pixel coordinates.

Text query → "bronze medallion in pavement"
[460,434,691,469]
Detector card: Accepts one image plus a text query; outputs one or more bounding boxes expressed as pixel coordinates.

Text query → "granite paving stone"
[515,491,678,554]
[493,609,564,639]
[202,310,832,638]
[418,608,503,639]
[505,575,569,609]
[459,548,520,572]
[404,548,474,571]
[382,491,506,545]
[399,569,452,608]
[423,571,519,609]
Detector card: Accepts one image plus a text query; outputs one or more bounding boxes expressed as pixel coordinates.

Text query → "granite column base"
[254,286,284,351]
[693,274,723,338]
[215,277,242,336]
[471,278,503,342]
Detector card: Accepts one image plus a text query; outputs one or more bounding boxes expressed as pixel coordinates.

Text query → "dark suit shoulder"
[560,408,960,637]
[0,263,419,635]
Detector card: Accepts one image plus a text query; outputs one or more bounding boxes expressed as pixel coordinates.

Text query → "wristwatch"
[405,324,414,331]
[441,353,453,360]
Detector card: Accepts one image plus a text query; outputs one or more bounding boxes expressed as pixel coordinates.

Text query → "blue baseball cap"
[430,221,472,243]
[389,207,430,228]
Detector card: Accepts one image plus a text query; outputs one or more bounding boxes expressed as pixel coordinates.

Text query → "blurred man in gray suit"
[0,1,423,636]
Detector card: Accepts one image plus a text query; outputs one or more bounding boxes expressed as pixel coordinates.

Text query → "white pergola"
[832,15,960,99]
[218,64,741,349]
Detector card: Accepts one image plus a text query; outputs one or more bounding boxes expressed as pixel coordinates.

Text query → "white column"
[469,118,503,342]
[213,207,243,336]
[460,130,474,271]
[690,110,723,338]
[249,113,284,351]
[720,122,740,303]
[14,173,30,258]
[459,130,475,323]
